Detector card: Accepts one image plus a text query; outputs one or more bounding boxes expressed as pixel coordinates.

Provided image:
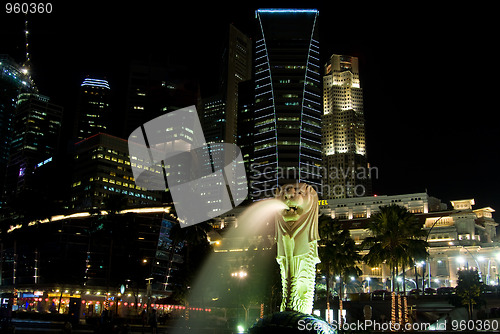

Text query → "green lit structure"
[275,183,320,314]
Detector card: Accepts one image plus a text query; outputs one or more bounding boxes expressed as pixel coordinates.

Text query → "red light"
[82,300,86,304]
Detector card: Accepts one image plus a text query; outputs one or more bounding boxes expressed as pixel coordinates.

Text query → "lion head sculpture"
[274,183,320,256]
[274,183,321,314]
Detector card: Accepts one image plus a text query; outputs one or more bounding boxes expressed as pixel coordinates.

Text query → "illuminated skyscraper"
[74,77,112,140]
[322,54,372,198]
[200,95,226,144]
[4,93,63,198]
[0,55,36,200]
[252,9,322,198]
[71,133,162,211]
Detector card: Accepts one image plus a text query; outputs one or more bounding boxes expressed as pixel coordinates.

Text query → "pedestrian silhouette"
[149,309,158,334]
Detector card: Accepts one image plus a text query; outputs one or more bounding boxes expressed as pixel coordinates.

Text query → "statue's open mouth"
[282,204,303,220]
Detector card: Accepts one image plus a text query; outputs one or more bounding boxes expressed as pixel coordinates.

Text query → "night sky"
[1,2,499,211]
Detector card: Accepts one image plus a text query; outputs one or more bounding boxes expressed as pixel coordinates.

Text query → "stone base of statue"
[248,311,336,334]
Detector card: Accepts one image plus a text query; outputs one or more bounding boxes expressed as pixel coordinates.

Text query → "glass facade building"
[252,9,323,199]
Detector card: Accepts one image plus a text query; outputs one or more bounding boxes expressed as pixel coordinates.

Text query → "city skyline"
[0,3,498,210]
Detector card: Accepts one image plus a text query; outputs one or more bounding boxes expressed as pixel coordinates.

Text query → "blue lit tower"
[252,9,322,198]
[75,77,112,140]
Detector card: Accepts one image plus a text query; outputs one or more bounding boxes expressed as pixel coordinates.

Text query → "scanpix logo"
[127,106,248,228]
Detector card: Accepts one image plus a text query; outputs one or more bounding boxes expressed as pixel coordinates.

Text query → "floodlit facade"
[322,54,371,198]
[322,195,500,291]
[252,9,323,198]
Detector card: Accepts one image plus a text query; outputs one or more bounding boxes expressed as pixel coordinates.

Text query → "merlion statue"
[274,183,320,314]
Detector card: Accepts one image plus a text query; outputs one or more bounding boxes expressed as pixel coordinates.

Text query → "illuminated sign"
[318,200,328,206]
[36,157,52,168]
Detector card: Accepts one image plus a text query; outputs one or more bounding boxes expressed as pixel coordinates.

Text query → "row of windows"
[92,154,131,165]
[102,185,156,199]
[255,140,321,152]
[72,176,144,190]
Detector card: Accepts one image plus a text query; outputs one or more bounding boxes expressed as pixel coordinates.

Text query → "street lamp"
[231,270,248,327]
[231,270,247,279]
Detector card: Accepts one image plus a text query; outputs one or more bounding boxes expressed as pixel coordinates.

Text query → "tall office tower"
[70,133,163,211]
[237,80,255,174]
[123,59,199,138]
[322,54,372,198]
[4,93,63,198]
[199,24,251,145]
[252,9,322,199]
[0,55,36,200]
[236,79,255,201]
[74,78,112,140]
[200,95,226,144]
[223,24,252,144]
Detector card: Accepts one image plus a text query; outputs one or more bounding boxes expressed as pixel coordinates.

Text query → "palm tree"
[318,214,362,323]
[362,204,428,294]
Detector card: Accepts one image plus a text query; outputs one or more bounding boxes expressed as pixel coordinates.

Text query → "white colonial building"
[319,194,500,290]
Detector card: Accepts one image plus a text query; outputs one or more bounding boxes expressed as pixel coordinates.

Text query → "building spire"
[23,15,31,70]
[21,15,37,93]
